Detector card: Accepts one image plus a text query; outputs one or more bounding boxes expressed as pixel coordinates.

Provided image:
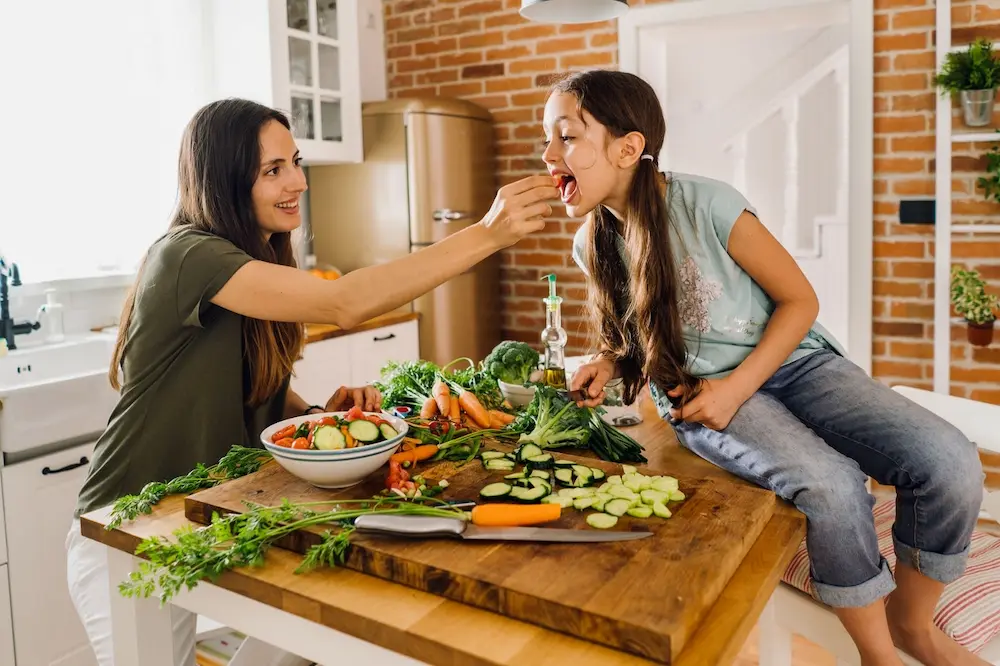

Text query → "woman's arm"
[212,175,557,329]
[723,210,820,402]
[283,385,382,419]
[284,388,317,419]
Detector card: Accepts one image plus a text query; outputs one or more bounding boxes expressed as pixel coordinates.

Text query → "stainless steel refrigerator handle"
[432,209,471,222]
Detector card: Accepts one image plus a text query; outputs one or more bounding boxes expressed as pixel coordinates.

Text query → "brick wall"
[382,0,1000,404]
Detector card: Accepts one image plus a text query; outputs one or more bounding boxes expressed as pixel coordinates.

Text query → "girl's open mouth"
[558,175,578,204]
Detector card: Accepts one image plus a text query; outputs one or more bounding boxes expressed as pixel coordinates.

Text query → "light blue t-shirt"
[570,172,846,415]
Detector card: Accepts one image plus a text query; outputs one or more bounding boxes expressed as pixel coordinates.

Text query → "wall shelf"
[934,3,1000,393]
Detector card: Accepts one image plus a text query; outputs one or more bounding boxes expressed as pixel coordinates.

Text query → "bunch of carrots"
[420,375,516,430]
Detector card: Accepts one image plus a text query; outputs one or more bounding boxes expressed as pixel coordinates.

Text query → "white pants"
[66,520,312,666]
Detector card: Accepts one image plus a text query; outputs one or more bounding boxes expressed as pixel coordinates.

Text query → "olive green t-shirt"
[75,226,289,518]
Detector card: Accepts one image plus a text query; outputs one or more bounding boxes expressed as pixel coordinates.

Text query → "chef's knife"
[354,514,653,543]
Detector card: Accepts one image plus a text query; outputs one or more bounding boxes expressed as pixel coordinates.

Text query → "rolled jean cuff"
[893,533,970,584]
[811,557,896,608]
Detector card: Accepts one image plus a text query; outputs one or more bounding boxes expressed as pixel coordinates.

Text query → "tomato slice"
[274,437,294,448]
[345,406,365,422]
[271,425,296,443]
[315,416,338,427]
[290,437,310,449]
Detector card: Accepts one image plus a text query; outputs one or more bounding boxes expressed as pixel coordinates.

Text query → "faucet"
[1,257,40,351]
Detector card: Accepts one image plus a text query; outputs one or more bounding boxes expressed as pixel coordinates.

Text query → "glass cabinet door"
[285,0,343,143]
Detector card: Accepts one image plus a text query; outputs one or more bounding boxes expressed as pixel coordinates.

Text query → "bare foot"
[886,616,989,666]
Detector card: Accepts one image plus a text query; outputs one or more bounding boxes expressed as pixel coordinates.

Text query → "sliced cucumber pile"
[476,451,686,527]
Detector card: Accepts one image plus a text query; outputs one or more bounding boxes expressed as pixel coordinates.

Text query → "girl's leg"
[768,351,986,666]
[672,392,901,664]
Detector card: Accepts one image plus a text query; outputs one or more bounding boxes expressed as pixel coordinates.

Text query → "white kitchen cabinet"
[0,467,6,566]
[2,441,97,666]
[349,320,420,385]
[292,320,420,405]
[210,0,367,164]
[0,566,13,666]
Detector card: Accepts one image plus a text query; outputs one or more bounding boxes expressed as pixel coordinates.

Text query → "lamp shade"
[519,0,629,24]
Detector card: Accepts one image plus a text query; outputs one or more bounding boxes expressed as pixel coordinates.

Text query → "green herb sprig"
[107,446,273,529]
[118,498,466,604]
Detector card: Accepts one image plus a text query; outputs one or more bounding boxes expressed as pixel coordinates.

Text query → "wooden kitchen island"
[80,398,805,666]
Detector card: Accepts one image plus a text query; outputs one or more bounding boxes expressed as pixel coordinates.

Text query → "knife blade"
[353,514,653,543]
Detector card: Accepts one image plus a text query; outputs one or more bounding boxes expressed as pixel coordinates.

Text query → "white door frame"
[618,0,874,375]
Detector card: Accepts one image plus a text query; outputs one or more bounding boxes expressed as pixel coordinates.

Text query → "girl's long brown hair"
[109,99,304,407]
[551,71,701,405]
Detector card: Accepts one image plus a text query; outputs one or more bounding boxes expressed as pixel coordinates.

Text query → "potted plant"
[950,266,998,346]
[977,130,1000,203]
[934,38,1000,127]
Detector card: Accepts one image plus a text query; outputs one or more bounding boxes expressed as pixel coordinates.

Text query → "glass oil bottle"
[540,273,568,389]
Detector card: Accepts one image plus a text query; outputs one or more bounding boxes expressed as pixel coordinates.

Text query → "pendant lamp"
[519,0,629,24]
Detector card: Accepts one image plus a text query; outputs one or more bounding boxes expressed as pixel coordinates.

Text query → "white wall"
[660,4,848,247]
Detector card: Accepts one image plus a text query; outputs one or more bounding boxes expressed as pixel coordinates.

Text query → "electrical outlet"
[899,199,935,225]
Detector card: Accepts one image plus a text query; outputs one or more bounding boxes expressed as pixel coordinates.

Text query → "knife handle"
[354,514,466,538]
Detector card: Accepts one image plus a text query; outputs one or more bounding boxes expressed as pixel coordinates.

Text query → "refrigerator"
[307,98,502,367]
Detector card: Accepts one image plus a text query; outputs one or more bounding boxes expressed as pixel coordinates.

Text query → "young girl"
[66,97,558,666]
[548,70,985,666]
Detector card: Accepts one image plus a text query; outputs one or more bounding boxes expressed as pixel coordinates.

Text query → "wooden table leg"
[106,546,177,666]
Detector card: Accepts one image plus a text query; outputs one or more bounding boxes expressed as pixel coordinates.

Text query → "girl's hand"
[326,385,382,412]
[569,357,617,407]
[480,175,560,249]
[667,378,746,431]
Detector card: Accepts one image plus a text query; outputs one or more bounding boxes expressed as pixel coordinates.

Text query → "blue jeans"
[669,350,984,608]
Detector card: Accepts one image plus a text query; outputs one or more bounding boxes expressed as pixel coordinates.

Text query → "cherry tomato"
[316,416,337,427]
[271,425,296,443]
[290,437,310,449]
[274,437,294,448]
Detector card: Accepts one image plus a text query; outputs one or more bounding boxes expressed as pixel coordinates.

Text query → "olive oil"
[540,274,568,389]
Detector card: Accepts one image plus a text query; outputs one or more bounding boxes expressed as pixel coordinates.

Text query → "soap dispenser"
[37,289,65,343]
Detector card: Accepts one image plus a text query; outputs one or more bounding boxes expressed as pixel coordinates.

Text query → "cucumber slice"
[511,485,548,502]
[517,443,544,461]
[572,465,594,480]
[480,483,512,499]
[504,472,526,480]
[312,425,346,450]
[485,459,515,471]
[554,469,574,485]
[608,485,635,500]
[587,513,618,529]
[652,501,672,519]
[526,454,554,468]
[480,451,507,460]
[640,490,669,506]
[592,497,607,512]
[590,469,606,482]
[554,460,576,468]
[558,488,592,499]
[623,477,643,493]
[607,475,622,485]
[652,477,679,493]
[621,465,638,475]
[669,490,686,502]
[530,469,551,479]
[604,499,631,517]
[379,423,399,440]
[543,495,574,508]
[573,496,596,510]
[597,482,612,494]
[627,505,652,519]
[347,419,380,443]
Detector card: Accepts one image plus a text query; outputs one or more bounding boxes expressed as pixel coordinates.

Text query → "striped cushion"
[781,498,1000,653]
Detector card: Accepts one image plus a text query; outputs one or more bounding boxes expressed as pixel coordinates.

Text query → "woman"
[66,97,558,665]
[547,70,985,666]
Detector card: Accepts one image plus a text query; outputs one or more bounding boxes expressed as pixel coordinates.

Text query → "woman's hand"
[325,385,382,412]
[569,357,617,408]
[480,175,560,249]
[667,378,747,431]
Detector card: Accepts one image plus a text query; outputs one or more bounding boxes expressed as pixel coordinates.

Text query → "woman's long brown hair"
[109,99,304,407]
[551,71,701,405]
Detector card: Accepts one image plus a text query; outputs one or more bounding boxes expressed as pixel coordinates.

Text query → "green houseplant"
[977,130,1000,204]
[951,266,998,346]
[934,38,1000,127]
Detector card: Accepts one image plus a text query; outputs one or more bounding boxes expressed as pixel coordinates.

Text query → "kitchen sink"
[0,336,119,457]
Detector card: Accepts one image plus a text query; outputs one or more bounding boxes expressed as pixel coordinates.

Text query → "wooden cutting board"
[185,452,775,663]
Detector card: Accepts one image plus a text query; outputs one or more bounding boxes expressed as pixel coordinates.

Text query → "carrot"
[450,395,460,423]
[420,396,439,419]
[470,503,561,527]
[390,444,439,465]
[341,425,356,448]
[457,389,490,429]
[488,409,515,426]
[433,380,451,417]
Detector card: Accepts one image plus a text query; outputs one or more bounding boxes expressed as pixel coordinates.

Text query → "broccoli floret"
[517,386,591,450]
[482,340,540,385]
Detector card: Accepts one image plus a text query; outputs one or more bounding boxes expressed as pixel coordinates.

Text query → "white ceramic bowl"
[259,411,408,489]
[498,380,536,407]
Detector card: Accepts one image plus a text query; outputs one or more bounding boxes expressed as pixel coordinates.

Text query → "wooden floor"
[736,625,837,666]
